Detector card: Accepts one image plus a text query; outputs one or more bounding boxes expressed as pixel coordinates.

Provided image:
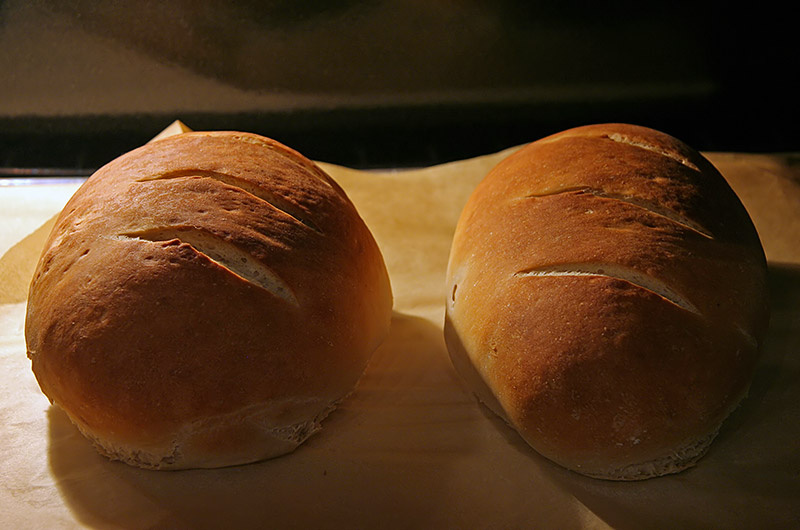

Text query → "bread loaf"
[444,123,769,480]
[25,131,393,470]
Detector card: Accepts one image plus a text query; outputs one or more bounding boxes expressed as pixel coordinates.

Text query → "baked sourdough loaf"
[444,123,769,480]
[25,131,393,470]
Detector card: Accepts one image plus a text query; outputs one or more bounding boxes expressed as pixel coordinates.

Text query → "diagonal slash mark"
[605,133,699,172]
[515,262,700,314]
[137,169,322,234]
[116,227,299,306]
[520,187,713,239]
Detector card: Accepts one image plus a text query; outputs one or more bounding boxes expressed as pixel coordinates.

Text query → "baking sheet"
[2,125,799,529]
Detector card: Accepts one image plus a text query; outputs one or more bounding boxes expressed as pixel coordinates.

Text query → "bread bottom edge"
[56,398,341,471]
[568,428,718,481]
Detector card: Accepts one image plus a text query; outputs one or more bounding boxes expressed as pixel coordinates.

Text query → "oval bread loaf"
[25,131,393,470]
[444,123,769,480]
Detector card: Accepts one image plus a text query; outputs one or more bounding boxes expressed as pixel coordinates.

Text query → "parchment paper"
[2,124,798,529]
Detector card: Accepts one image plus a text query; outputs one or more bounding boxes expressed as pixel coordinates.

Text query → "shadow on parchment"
[45,312,488,530]
[533,262,800,530]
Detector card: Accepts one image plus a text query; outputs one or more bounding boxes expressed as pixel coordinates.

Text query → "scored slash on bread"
[514,262,699,315]
[518,187,713,239]
[135,169,324,233]
[114,228,299,306]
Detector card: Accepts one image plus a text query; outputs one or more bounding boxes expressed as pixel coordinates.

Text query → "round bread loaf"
[25,131,393,470]
[444,123,769,480]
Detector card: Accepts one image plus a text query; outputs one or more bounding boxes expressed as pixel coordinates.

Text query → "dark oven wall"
[0,1,796,173]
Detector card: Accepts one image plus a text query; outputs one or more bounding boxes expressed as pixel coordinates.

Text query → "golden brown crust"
[445,123,769,480]
[25,131,393,469]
